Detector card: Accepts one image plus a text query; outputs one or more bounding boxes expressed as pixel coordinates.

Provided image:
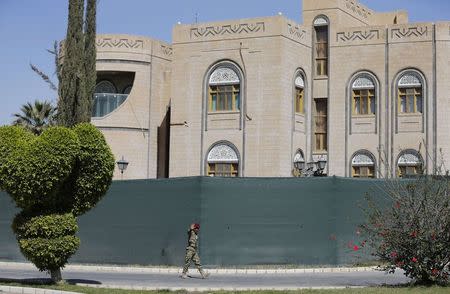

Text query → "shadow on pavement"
[0,277,101,285]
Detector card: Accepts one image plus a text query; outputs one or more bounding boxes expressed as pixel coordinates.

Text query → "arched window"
[295,75,305,114]
[93,80,127,118]
[352,74,376,115]
[208,67,241,112]
[398,72,423,114]
[351,151,376,178]
[95,80,117,94]
[314,16,329,76]
[207,143,239,177]
[397,150,423,177]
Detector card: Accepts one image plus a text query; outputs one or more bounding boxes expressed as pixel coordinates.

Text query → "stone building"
[91,0,450,179]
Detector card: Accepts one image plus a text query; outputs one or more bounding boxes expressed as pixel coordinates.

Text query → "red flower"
[432,269,439,276]
[353,245,360,251]
[410,231,417,238]
[411,257,418,263]
[396,261,404,267]
[394,201,401,208]
[390,251,398,258]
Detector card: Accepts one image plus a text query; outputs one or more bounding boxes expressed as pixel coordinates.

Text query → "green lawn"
[1,283,450,294]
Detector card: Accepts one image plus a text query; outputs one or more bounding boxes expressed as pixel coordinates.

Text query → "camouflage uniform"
[181,228,207,277]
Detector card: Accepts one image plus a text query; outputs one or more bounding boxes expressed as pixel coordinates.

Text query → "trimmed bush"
[13,212,80,272]
[0,123,114,282]
[0,127,79,210]
[13,212,78,239]
[70,123,115,216]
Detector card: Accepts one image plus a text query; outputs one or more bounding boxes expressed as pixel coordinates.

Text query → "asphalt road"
[0,267,411,290]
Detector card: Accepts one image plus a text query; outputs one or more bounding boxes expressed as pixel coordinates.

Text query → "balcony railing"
[92,93,128,118]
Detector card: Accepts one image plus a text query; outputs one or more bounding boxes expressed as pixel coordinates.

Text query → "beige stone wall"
[93,1,450,180]
[169,16,312,177]
[92,35,171,180]
[435,22,450,171]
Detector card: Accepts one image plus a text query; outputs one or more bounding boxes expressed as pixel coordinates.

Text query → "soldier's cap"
[193,223,200,230]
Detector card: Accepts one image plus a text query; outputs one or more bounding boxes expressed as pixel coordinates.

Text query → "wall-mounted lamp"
[116,156,129,180]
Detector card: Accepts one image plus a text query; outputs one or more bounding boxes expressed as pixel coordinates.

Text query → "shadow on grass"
[0,277,101,285]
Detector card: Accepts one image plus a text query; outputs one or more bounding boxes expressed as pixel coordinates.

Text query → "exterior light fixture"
[116,156,129,179]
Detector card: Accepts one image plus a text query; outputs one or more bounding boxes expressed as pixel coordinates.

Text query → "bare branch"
[30,63,57,92]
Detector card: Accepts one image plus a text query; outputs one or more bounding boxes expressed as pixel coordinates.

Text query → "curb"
[78,284,366,292]
[0,285,80,294]
[0,262,378,275]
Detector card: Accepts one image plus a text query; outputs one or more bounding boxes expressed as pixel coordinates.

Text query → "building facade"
[91,0,450,180]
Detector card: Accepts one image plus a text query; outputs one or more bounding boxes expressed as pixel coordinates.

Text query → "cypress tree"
[84,0,97,121]
[58,0,85,127]
[58,0,97,126]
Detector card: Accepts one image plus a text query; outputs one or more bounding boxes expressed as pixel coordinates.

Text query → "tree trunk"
[50,268,63,284]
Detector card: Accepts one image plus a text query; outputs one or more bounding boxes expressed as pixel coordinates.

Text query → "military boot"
[200,269,210,279]
[180,272,188,279]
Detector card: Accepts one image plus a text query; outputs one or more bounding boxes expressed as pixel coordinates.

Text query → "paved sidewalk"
[0,262,411,291]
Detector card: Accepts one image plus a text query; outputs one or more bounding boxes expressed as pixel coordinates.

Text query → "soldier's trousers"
[182,247,204,274]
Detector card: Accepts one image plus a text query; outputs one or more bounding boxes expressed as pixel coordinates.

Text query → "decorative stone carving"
[391,27,428,39]
[398,73,422,88]
[95,81,117,94]
[314,17,328,26]
[160,45,173,57]
[287,23,306,41]
[352,75,375,89]
[352,153,374,166]
[295,76,305,88]
[207,144,239,163]
[293,151,305,163]
[398,152,422,166]
[209,67,240,85]
[96,38,144,49]
[344,0,372,19]
[122,85,132,95]
[336,30,380,42]
[191,22,265,39]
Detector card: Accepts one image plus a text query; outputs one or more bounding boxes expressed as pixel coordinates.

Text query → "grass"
[1,282,450,294]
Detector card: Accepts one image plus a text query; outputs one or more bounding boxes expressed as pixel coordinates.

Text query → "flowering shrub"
[361,175,450,285]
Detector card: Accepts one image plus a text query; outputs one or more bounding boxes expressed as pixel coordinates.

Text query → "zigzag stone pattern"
[391,26,428,39]
[96,38,144,49]
[287,23,307,41]
[336,30,380,42]
[190,22,265,39]
[160,45,173,57]
[344,0,372,20]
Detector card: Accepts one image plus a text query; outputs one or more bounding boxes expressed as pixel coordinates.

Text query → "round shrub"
[13,212,78,239]
[19,236,80,272]
[13,212,80,272]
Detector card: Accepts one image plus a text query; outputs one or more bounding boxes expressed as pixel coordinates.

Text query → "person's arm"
[188,230,196,247]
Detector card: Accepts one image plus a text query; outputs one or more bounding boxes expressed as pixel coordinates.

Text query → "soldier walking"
[180,223,210,279]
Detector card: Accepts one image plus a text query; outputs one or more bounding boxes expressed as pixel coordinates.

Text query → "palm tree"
[13,100,57,135]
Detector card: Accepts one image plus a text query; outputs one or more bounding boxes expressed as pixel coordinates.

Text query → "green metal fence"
[0,176,385,266]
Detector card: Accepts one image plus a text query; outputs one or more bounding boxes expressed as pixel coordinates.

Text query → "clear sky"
[0,0,449,125]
